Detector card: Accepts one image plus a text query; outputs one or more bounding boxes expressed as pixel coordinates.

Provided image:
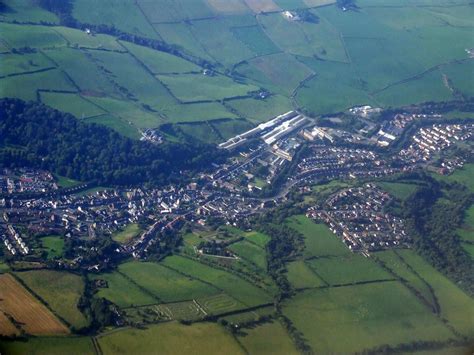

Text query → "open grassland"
[112,223,142,244]
[0,274,69,335]
[138,0,215,23]
[15,270,89,329]
[53,27,123,51]
[238,320,298,355]
[228,240,267,270]
[433,164,474,193]
[0,336,95,355]
[306,254,392,285]
[40,92,105,118]
[0,22,66,49]
[442,59,474,98]
[396,250,474,337]
[283,282,455,353]
[162,255,272,306]
[158,73,257,102]
[231,25,280,55]
[244,0,280,13]
[40,235,65,259]
[377,181,418,201]
[0,0,59,23]
[85,114,140,139]
[98,321,245,355]
[375,250,439,310]
[162,101,238,123]
[286,215,350,257]
[90,272,157,308]
[119,261,220,302]
[206,0,250,14]
[0,52,53,77]
[197,293,247,314]
[286,260,326,289]
[226,95,293,123]
[211,119,254,140]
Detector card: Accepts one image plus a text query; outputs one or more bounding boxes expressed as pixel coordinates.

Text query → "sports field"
[0,274,69,335]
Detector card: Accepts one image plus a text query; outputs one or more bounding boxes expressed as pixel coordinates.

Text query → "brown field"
[0,311,19,336]
[244,0,280,13]
[207,0,249,13]
[303,0,336,7]
[0,274,69,335]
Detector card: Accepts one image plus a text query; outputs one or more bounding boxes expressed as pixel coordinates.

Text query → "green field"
[89,271,157,308]
[40,92,105,118]
[55,175,81,188]
[0,262,10,273]
[40,235,65,259]
[98,322,244,355]
[0,52,53,77]
[228,240,267,270]
[226,95,293,123]
[118,261,220,303]
[162,255,272,306]
[433,164,474,193]
[286,215,349,257]
[0,336,95,355]
[112,224,142,244]
[377,181,419,201]
[286,260,326,289]
[306,254,392,285]
[15,270,89,329]
[282,282,455,353]
[238,321,298,355]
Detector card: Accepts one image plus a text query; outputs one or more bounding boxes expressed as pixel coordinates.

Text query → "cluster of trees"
[0,99,227,186]
[401,172,474,295]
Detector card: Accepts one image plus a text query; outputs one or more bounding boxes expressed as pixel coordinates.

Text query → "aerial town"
[1,108,472,269]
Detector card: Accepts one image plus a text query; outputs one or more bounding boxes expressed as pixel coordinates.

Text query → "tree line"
[0,98,227,186]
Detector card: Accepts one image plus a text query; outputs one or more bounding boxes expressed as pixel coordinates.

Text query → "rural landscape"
[0,0,473,354]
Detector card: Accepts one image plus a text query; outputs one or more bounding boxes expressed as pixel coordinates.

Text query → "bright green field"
[396,249,474,337]
[306,254,392,285]
[118,261,220,303]
[286,260,326,289]
[15,270,89,329]
[98,322,244,355]
[40,92,105,118]
[162,255,272,306]
[286,215,350,257]
[0,52,53,77]
[41,235,65,259]
[377,181,419,201]
[0,0,59,24]
[433,164,474,193]
[158,73,257,102]
[226,95,293,123]
[89,271,157,308]
[238,321,299,355]
[282,282,454,353]
[228,240,267,270]
[112,223,142,244]
[0,337,95,355]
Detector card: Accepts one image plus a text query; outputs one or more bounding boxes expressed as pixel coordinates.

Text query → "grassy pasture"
[157,300,206,321]
[45,47,121,97]
[0,52,53,77]
[286,215,350,257]
[377,181,418,201]
[15,270,89,329]
[53,27,123,51]
[73,0,157,39]
[118,261,220,303]
[243,0,281,13]
[206,0,250,14]
[55,175,81,188]
[397,249,474,337]
[238,320,298,355]
[0,337,95,355]
[231,25,280,55]
[112,223,142,244]
[121,41,200,74]
[286,260,326,289]
[228,240,267,270]
[306,254,392,285]
[98,321,244,355]
[0,274,69,335]
[442,60,474,98]
[226,95,293,123]
[158,73,257,102]
[85,114,140,139]
[211,119,255,140]
[190,18,255,67]
[197,293,247,314]
[89,272,157,308]
[0,0,59,24]
[162,101,238,123]
[237,53,313,95]
[0,22,66,49]
[433,164,474,192]
[162,255,272,306]
[0,69,76,102]
[138,0,214,23]
[242,231,270,248]
[375,250,439,310]
[282,282,454,353]
[40,92,105,118]
[40,235,65,259]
